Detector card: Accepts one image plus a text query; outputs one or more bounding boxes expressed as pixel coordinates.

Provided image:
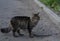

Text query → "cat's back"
[11,16,30,20]
[10,16,31,29]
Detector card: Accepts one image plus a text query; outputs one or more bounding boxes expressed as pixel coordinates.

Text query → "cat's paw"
[29,35,34,38]
[13,35,19,37]
[19,34,24,36]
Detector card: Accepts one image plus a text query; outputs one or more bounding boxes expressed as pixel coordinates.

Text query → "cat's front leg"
[28,27,34,38]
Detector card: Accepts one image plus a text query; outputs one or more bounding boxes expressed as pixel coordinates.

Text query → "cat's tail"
[0,23,12,33]
[0,27,12,33]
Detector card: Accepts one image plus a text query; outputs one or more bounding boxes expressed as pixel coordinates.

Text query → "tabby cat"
[1,12,40,38]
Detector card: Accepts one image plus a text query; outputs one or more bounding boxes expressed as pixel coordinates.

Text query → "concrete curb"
[34,0,60,25]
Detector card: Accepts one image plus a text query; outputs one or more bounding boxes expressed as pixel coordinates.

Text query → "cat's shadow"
[33,34,52,38]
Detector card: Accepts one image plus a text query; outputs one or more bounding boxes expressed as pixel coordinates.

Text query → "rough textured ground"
[0,0,60,41]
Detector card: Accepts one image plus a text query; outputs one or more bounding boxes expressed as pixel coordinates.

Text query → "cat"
[1,12,40,38]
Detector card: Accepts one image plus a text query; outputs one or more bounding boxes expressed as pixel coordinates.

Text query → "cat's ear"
[37,12,39,15]
[32,12,35,16]
[32,12,40,16]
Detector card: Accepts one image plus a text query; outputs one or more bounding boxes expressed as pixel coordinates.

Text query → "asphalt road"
[0,0,60,41]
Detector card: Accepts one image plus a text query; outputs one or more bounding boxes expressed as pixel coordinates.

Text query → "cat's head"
[32,12,40,22]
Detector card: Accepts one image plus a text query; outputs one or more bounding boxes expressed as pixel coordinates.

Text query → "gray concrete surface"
[0,0,60,41]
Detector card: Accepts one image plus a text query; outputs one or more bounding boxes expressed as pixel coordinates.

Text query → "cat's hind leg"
[12,28,19,37]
